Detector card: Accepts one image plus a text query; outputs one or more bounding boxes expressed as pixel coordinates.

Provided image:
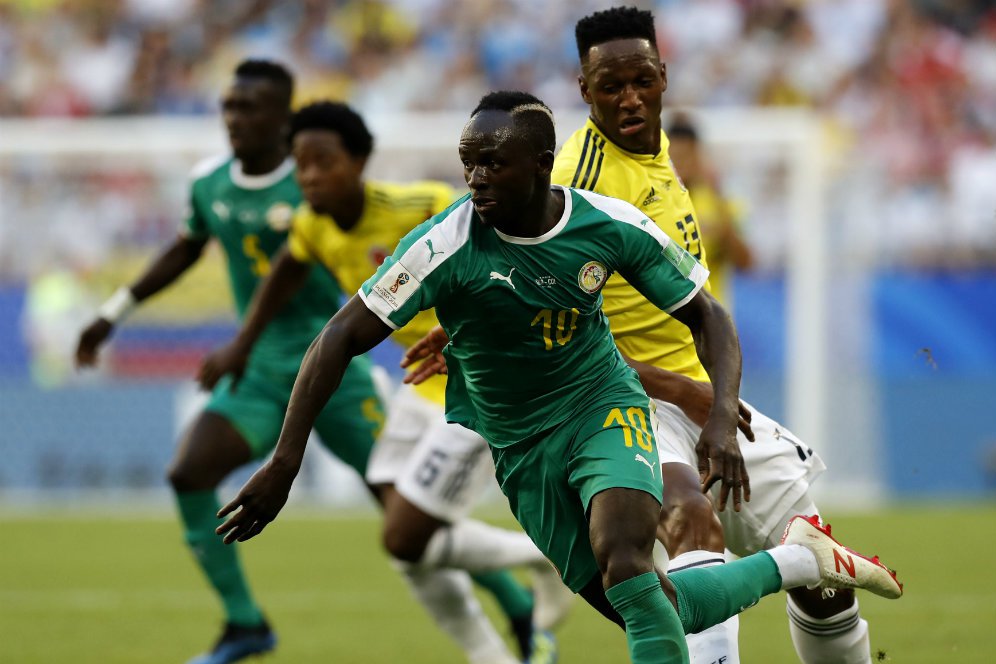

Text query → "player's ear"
[578,74,592,105]
[660,62,668,93]
[536,149,555,175]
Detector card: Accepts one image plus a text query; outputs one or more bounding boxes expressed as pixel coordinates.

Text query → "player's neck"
[493,188,564,238]
[329,182,366,231]
[239,146,288,176]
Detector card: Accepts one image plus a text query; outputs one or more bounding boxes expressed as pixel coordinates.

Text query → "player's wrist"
[97,287,137,325]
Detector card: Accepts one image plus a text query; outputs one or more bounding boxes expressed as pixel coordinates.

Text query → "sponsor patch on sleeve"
[662,239,697,279]
[370,261,421,311]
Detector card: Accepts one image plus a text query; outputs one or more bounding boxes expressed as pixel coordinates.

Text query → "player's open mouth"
[619,117,645,136]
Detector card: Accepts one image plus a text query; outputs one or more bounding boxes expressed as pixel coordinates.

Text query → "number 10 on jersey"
[530,308,579,350]
[603,407,654,453]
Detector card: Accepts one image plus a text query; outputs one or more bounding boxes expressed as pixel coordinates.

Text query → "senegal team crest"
[577,260,608,294]
[265,202,294,232]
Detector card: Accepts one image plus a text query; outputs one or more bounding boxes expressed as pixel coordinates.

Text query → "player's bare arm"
[198,247,311,390]
[622,354,754,440]
[668,288,750,512]
[217,296,392,543]
[75,234,208,368]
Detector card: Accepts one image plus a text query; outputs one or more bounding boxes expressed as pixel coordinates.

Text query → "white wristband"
[97,287,137,324]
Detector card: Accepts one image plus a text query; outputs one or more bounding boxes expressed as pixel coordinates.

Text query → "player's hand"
[695,423,750,513]
[75,318,114,369]
[401,326,450,385]
[677,380,755,442]
[198,341,250,391]
[216,458,298,544]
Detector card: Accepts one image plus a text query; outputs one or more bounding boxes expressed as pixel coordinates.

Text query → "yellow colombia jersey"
[552,118,710,383]
[689,182,743,307]
[288,179,456,405]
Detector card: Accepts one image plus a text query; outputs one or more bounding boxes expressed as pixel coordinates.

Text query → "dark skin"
[75,75,295,493]
[580,35,853,618]
[217,110,746,630]
[199,128,465,564]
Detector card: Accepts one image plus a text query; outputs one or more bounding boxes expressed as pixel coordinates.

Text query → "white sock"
[787,595,871,664]
[394,560,518,664]
[767,544,821,590]
[669,550,741,664]
[420,518,547,572]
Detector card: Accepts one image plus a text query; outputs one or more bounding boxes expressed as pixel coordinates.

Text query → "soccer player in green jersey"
[216,91,902,664]
[74,60,385,664]
[201,100,566,664]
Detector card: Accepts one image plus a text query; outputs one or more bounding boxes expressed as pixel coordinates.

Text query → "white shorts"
[654,399,827,557]
[365,384,497,523]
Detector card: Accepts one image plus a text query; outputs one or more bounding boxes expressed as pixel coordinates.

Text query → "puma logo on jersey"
[489,267,516,290]
[635,453,655,476]
[641,187,660,207]
[425,239,445,262]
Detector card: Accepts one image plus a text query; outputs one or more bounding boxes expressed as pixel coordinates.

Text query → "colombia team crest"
[578,260,608,294]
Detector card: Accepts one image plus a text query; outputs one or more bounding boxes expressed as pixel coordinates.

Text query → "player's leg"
[714,405,873,663]
[167,372,283,663]
[564,406,693,663]
[655,401,741,663]
[345,383,520,664]
[384,416,569,660]
[771,500,871,664]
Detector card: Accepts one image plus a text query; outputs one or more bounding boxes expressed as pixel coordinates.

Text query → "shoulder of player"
[552,125,612,191]
[188,153,232,184]
[367,179,455,211]
[569,188,649,228]
[391,194,475,279]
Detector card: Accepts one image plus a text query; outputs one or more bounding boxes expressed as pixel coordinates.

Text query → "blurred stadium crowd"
[2,0,995,266]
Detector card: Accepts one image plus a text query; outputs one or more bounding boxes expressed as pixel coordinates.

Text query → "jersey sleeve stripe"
[393,201,473,281]
[663,264,709,314]
[569,129,593,187]
[357,288,401,330]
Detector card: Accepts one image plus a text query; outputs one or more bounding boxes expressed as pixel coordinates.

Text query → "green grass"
[2,503,994,662]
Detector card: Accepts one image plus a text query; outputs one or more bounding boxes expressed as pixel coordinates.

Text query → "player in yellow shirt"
[551,8,870,664]
[665,114,754,307]
[199,101,565,664]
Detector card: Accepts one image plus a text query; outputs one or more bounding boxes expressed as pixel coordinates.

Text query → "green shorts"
[491,399,662,593]
[205,353,384,475]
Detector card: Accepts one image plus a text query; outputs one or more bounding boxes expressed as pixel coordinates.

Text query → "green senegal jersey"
[182,155,343,368]
[359,185,709,447]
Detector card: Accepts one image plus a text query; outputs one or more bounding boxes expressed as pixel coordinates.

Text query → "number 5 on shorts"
[603,407,654,453]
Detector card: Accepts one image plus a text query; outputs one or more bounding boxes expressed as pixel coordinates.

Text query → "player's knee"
[659,487,724,553]
[382,523,428,564]
[591,530,655,588]
[166,459,213,492]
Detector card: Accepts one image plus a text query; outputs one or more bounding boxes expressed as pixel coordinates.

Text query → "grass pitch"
[2,503,994,662]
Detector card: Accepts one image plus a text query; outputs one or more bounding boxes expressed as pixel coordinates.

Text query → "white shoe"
[530,562,574,631]
[780,515,903,600]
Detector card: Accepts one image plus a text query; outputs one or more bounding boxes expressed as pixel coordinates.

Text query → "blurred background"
[2,0,994,504]
[2,1,996,662]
